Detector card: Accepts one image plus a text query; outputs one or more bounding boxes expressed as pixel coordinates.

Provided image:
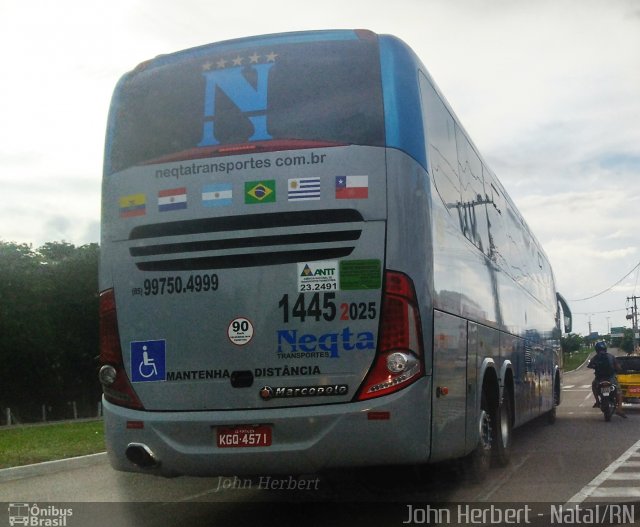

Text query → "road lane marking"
[589,487,640,498]
[607,472,640,480]
[579,394,595,407]
[566,438,640,503]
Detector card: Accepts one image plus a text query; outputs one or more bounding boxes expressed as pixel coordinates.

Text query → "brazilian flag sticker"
[245,180,276,204]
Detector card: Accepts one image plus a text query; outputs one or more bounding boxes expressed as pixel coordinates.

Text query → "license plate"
[629,386,640,395]
[601,388,611,396]
[217,425,272,448]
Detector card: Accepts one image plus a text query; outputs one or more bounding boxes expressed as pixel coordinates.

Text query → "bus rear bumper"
[102,378,431,477]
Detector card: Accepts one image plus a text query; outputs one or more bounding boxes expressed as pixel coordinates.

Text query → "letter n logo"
[198,63,274,146]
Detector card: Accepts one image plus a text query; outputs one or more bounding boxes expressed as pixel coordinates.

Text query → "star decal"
[204,51,278,70]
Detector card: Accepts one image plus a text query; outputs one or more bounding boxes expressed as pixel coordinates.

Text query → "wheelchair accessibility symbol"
[131,340,166,382]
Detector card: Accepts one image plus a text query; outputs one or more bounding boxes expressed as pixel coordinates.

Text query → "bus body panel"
[103,377,432,477]
[101,29,567,477]
[102,146,387,411]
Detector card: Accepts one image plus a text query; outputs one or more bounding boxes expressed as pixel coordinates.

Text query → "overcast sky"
[1,0,638,336]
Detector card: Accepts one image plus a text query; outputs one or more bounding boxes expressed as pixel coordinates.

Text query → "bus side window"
[456,125,489,253]
[483,169,506,264]
[420,73,461,210]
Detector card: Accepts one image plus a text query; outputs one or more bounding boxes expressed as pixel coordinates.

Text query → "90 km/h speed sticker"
[228,317,254,346]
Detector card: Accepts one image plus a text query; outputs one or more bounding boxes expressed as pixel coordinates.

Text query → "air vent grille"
[128,209,363,271]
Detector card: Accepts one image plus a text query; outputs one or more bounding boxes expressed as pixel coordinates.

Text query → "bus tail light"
[99,289,144,410]
[356,271,424,401]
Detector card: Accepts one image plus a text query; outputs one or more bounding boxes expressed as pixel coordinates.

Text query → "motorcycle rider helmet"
[595,341,607,353]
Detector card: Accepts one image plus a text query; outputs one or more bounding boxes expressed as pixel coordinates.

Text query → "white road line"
[589,488,640,498]
[563,385,575,390]
[566,438,640,504]
[606,472,640,480]
[579,394,594,407]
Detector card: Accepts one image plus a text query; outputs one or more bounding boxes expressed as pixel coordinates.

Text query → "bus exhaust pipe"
[125,443,159,469]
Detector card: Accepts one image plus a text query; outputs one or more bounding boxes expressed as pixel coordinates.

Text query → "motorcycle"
[597,381,617,422]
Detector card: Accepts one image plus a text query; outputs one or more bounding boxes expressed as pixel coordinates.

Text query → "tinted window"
[618,357,640,373]
[107,39,384,174]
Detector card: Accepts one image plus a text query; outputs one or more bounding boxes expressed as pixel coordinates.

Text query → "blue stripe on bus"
[379,35,427,170]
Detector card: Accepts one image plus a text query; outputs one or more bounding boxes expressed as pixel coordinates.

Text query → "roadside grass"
[564,347,593,372]
[0,419,105,469]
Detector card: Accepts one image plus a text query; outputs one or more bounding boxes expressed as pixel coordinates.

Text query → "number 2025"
[278,293,376,323]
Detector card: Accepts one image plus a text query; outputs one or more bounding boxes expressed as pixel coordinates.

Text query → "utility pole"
[627,296,639,352]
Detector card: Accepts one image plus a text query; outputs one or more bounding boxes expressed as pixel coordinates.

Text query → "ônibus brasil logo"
[7,503,73,526]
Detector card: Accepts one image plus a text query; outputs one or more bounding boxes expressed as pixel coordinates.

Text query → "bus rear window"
[106,38,385,174]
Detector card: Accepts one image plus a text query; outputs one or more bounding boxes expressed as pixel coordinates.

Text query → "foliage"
[563,347,592,372]
[0,241,101,420]
[620,328,635,354]
[561,333,584,354]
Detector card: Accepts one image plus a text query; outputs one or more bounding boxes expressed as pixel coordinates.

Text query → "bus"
[99,29,572,479]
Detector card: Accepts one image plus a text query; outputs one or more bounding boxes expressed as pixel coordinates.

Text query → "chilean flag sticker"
[335,175,368,199]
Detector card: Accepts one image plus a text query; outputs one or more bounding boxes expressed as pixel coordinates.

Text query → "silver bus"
[99,29,572,478]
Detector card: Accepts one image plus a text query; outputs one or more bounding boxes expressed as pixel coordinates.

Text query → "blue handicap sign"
[131,340,166,382]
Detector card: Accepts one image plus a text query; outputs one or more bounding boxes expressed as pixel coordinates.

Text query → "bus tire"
[462,391,492,482]
[493,390,512,467]
[547,374,560,424]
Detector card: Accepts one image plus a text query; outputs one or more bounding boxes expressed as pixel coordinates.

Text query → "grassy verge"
[564,347,593,372]
[0,419,105,469]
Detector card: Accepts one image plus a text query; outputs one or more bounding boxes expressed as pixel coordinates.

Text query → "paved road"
[2,354,640,526]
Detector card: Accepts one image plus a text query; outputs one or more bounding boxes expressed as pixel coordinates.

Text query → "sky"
[0,0,638,336]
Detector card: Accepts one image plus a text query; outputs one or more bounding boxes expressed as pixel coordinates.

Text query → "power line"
[574,308,626,315]
[569,261,640,302]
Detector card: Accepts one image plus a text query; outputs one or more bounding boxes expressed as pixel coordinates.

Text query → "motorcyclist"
[588,341,626,418]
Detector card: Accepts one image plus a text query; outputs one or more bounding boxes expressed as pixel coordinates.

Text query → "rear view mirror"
[556,293,572,333]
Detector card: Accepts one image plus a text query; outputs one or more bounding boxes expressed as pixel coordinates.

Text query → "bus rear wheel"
[462,392,492,482]
[493,391,512,467]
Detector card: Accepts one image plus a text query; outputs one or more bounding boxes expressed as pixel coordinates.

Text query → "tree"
[561,333,584,354]
[620,328,635,355]
[0,241,100,420]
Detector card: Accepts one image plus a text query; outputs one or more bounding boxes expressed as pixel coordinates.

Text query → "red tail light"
[99,289,144,409]
[356,271,424,401]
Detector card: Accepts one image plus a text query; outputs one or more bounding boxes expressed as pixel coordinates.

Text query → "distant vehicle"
[617,355,640,403]
[597,380,618,422]
[99,29,572,479]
